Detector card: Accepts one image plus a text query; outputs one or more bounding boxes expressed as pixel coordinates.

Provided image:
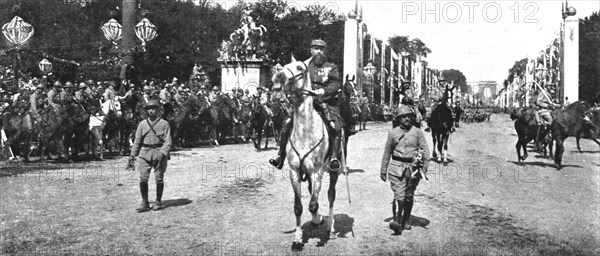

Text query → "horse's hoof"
[555,163,562,170]
[291,242,304,251]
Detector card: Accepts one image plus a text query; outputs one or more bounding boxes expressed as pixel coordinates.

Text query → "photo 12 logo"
[402,2,539,23]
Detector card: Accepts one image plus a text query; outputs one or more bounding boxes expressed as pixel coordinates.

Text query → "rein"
[283,62,327,179]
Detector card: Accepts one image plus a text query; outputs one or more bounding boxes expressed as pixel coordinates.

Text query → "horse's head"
[273,58,310,105]
[343,75,357,98]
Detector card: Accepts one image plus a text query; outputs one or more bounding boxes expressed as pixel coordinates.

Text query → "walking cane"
[340,134,351,204]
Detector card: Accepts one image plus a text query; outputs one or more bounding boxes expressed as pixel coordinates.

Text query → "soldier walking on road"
[129,100,172,212]
[380,105,430,235]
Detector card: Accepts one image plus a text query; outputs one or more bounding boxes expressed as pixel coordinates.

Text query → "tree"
[441,69,467,92]
[579,12,600,103]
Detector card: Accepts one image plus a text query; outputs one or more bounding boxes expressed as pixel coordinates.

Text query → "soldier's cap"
[79,82,87,89]
[212,86,219,91]
[395,105,414,117]
[311,39,327,48]
[145,100,161,109]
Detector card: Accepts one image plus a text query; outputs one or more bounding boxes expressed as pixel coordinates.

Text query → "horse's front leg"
[290,169,304,251]
[328,170,339,238]
[431,133,438,161]
[309,171,324,225]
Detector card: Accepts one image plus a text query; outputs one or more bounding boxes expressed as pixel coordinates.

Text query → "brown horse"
[551,101,596,169]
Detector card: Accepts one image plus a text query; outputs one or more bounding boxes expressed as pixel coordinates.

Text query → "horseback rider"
[256,86,273,126]
[60,81,76,105]
[271,83,289,116]
[535,87,560,126]
[103,81,119,103]
[208,86,220,104]
[74,82,89,104]
[29,83,45,128]
[47,81,63,110]
[143,85,154,103]
[269,39,343,170]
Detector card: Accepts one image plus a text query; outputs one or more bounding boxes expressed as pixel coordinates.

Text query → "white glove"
[315,89,325,96]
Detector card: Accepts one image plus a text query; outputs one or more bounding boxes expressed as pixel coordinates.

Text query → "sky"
[218,0,600,85]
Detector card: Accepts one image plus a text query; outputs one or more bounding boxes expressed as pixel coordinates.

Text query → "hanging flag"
[373,39,380,54]
[390,49,399,60]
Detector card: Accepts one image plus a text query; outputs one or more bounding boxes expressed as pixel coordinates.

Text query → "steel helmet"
[212,86,219,91]
[79,82,87,89]
[396,105,414,117]
[143,85,152,91]
[145,100,161,109]
[36,84,45,90]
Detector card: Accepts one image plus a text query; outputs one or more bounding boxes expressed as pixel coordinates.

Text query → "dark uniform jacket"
[380,126,430,177]
[307,60,341,105]
[131,118,172,161]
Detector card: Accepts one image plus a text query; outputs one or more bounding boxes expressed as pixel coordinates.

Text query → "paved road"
[1,113,598,255]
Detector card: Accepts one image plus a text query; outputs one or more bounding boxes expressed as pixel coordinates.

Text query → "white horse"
[274,57,343,250]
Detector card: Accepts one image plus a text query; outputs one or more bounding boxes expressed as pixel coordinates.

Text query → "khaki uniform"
[103,87,117,102]
[380,125,429,200]
[535,93,553,125]
[47,89,62,110]
[131,118,172,183]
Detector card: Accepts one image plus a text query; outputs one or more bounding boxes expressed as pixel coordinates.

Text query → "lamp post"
[2,15,34,89]
[38,58,52,74]
[362,62,376,102]
[101,2,156,80]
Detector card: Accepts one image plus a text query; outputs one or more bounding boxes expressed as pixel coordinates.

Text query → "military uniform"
[130,101,172,212]
[535,92,554,125]
[47,88,62,110]
[380,105,430,234]
[103,87,117,102]
[270,39,343,170]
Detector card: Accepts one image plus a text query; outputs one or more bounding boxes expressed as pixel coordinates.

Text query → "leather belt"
[142,143,163,148]
[392,155,413,163]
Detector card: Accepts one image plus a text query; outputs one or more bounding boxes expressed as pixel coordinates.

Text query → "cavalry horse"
[274,58,343,250]
[248,96,270,150]
[339,75,359,134]
[196,94,219,146]
[551,101,597,169]
[512,107,552,162]
[428,101,454,164]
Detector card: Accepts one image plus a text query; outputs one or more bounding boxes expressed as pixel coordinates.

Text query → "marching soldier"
[129,100,172,212]
[380,105,430,235]
[269,39,343,170]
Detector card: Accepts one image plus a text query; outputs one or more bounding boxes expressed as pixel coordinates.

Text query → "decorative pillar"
[122,0,136,65]
[562,5,578,102]
[344,10,358,91]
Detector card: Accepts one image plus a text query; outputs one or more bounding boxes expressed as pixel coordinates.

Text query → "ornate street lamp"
[2,16,34,48]
[38,58,52,74]
[101,18,123,47]
[2,16,34,89]
[134,18,157,52]
[362,62,376,101]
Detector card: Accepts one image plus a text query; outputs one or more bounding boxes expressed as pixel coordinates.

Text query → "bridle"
[283,61,318,100]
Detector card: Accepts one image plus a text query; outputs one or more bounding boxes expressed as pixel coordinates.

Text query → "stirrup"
[329,158,341,169]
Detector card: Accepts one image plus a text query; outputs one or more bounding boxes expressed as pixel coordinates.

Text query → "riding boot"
[136,182,150,213]
[329,130,342,170]
[401,200,414,231]
[389,200,404,234]
[269,118,292,169]
[153,182,164,211]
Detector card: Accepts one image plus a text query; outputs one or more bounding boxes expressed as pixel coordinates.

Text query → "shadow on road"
[383,215,430,229]
[161,198,193,209]
[571,150,600,154]
[508,160,582,169]
[347,169,364,174]
[333,213,354,238]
